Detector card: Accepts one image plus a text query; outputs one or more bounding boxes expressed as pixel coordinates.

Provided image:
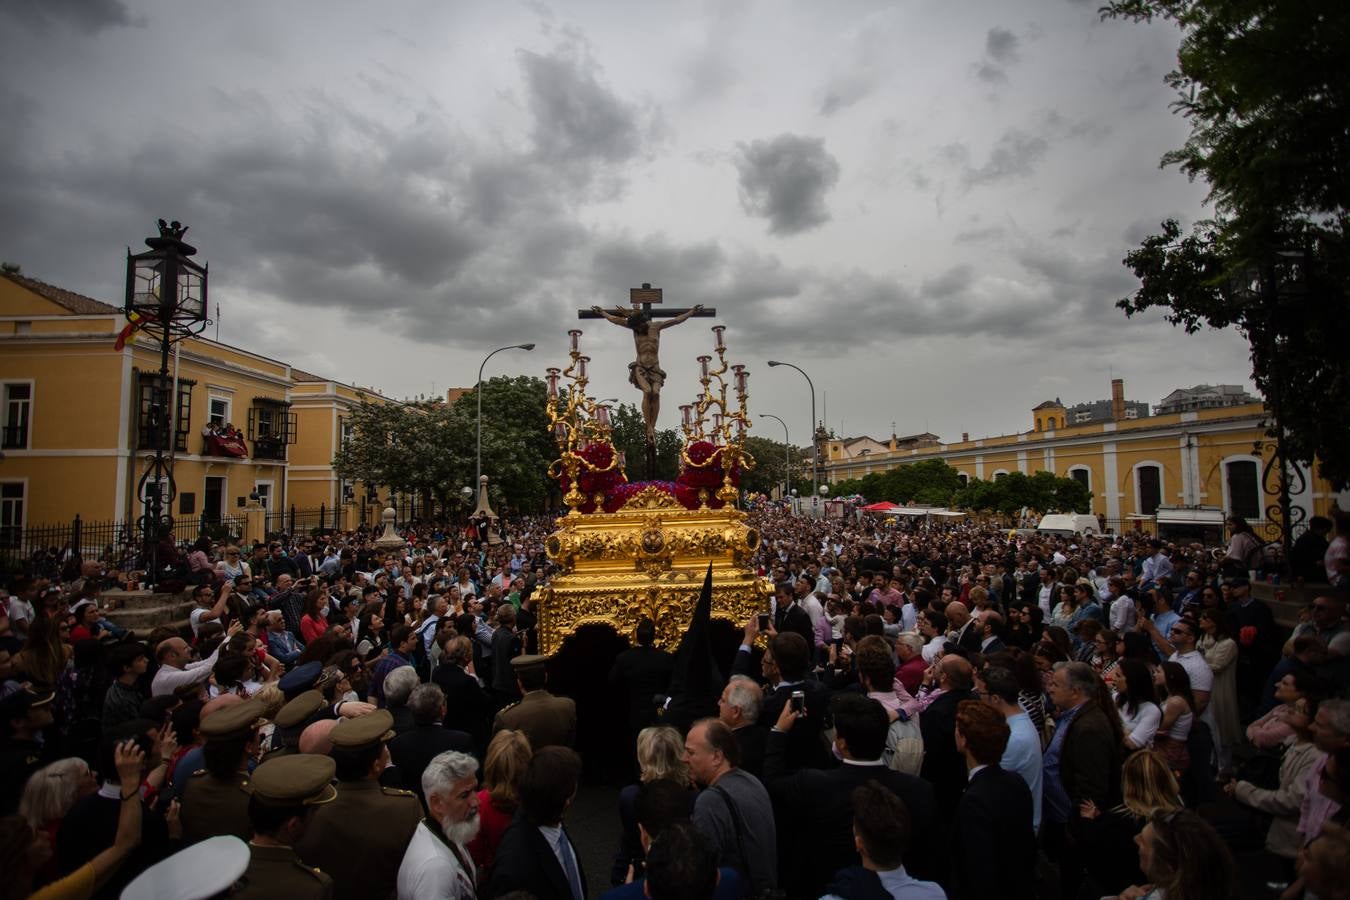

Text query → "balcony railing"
[253,436,288,461]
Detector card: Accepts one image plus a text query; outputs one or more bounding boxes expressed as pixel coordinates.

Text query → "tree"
[950,472,1092,517]
[829,460,964,506]
[609,403,682,482]
[334,376,557,514]
[1104,0,1350,488]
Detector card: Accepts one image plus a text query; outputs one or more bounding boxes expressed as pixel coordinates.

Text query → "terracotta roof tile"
[2,271,121,315]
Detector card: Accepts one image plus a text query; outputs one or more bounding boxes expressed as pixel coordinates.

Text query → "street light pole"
[475,343,535,491]
[767,360,818,509]
[758,413,790,500]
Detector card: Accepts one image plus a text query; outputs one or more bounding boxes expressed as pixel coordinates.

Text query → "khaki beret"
[511,654,548,671]
[249,753,337,806]
[199,698,266,741]
[274,690,326,730]
[329,708,395,749]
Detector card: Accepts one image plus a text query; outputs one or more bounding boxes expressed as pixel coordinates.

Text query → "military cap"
[121,835,249,900]
[329,708,395,749]
[279,661,323,698]
[511,653,548,671]
[275,690,326,730]
[249,753,337,806]
[200,698,267,741]
[0,686,54,722]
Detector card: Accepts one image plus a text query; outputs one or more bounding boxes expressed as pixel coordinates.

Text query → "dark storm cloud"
[922,264,976,298]
[734,135,841,236]
[986,28,1019,64]
[976,27,1020,84]
[0,0,140,32]
[820,73,877,116]
[519,47,645,166]
[962,129,1049,185]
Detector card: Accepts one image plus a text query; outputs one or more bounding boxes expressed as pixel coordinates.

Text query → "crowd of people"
[0,503,1348,899]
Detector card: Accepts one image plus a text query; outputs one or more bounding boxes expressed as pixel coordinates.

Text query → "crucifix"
[579,283,716,479]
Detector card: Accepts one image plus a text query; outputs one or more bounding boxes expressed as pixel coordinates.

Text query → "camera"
[757,613,770,631]
[790,690,805,714]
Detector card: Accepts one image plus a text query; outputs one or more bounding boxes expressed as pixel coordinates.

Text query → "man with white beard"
[398,750,482,899]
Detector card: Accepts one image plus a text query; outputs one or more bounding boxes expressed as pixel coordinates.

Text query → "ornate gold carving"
[620,486,684,511]
[537,504,772,653]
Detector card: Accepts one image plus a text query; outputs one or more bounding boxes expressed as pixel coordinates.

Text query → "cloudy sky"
[0,0,1254,448]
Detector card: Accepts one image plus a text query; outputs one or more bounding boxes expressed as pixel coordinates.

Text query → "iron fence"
[0,513,246,577]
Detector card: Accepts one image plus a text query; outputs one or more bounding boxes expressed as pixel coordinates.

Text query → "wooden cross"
[576,283,717,321]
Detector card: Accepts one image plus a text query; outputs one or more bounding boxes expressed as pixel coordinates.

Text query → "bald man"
[152,622,240,696]
[919,655,978,815]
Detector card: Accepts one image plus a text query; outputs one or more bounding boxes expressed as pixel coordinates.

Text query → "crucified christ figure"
[590,303,704,448]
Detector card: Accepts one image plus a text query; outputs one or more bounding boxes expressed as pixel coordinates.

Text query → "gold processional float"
[535,289,772,653]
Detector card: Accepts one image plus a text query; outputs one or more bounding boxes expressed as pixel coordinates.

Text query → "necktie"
[558,829,583,900]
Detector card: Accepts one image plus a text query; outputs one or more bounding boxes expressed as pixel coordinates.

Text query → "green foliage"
[1103,0,1350,488]
[609,403,682,481]
[334,376,556,513]
[830,459,965,506]
[950,471,1093,516]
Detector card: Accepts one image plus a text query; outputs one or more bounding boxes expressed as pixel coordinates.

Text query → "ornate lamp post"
[125,220,208,587]
[1231,251,1311,572]
[758,413,791,500]
[767,360,818,513]
[475,343,535,514]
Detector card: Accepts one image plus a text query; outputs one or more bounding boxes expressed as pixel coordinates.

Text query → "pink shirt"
[1299,753,1341,846]
[1247,705,1296,750]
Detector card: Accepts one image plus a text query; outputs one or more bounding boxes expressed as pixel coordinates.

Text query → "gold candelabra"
[546,329,623,510]
[679,324,755,504]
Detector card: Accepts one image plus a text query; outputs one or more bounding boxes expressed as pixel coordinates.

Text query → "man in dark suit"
[764,693,942,895]
[918,655,977,818]
[433,635,494,756]
[492,655,576,750]
[609,617,675,747]
[771,580,813,648]
[732,628,829,770]
[951,700,1036,900]
[976,610,1007,655]
[385,683,475,811]
[1043,661,1123,899]
[717,675,767,778]
[486,746,587,900]
[944,601,982,654]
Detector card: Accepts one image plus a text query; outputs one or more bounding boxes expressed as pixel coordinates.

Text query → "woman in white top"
[214,545,250,582]
[1112,658,1163,750]
[1153,661,1196,775]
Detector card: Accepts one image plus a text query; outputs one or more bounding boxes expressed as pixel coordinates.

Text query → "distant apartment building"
[1155,384,1257,416]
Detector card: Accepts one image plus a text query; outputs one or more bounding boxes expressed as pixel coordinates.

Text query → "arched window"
[1134,464,1163,516]
[1068,466,1091,492]
[993,470,1009,481]
[1224,458,1262,521]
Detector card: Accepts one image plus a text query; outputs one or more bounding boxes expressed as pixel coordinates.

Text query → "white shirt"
[1038,583,1055,617]
[1170,648,1217,733]
[150,643,223,696]
[397,820,474,900]
[921,634,946,664]
[1109,594,1137,632]
[800,593,825,630]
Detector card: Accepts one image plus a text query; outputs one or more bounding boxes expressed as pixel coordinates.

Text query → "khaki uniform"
[180,771,252,843]
[232,844,333,900]
[295,780,421,900]
[492,689,577,749]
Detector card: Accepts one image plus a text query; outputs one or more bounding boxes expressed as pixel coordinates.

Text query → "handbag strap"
[710,783,752,878]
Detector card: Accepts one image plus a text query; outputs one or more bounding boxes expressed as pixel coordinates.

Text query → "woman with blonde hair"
[1078,750,1183,897]
[468,728,532,877]
[611,726,694,885]
[19,757,98,851]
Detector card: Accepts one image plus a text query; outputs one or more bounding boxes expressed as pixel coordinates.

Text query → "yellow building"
[825,378,1348,527]
[0,271,388,539]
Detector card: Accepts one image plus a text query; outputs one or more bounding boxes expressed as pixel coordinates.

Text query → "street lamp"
[758,413,791,500]
[475,343,536,492]
[766,360,818,509]
[125,220,208,587]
